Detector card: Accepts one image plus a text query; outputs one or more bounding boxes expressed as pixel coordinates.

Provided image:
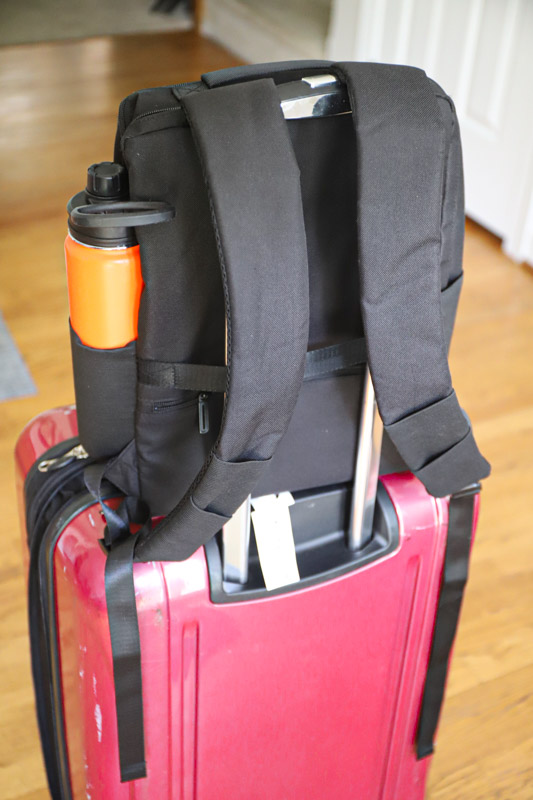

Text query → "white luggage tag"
[251,492,300,591]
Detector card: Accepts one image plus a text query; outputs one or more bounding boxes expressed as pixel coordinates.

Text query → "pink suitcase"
[17,401,480,800]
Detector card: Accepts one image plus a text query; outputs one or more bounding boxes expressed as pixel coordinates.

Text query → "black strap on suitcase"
[416,484,479,758]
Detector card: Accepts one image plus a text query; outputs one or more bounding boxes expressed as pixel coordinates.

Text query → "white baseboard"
[202,0,326,64]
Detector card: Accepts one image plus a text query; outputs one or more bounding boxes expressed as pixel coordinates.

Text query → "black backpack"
[68,61,490,779]
[71,59,489,559]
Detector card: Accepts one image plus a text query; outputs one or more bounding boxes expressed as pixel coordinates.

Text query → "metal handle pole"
[221,309,253,584]
[348,368,383,551]
[222,497,252,584]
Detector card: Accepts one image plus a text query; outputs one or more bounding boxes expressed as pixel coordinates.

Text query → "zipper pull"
[38,443,89,473]
[198,393,210,435]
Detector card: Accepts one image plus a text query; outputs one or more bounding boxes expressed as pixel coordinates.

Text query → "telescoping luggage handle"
[223,366,382,583]
[222,76,382,585]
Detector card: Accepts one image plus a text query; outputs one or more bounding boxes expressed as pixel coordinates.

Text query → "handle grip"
[70,201,175,229]
[201,59,334,88]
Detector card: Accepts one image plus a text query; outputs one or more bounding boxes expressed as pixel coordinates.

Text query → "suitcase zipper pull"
[198,393,210,434]
[38,443,90,473]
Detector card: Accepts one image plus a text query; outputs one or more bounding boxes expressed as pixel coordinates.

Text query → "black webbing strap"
[416,486,478,758]
[137,338,367,392]
[138,361,227,393]
[135,78,310,563]
[85,463,150,783]
[105,533,146,782]
[304,338,366,378]
[334,63,490,497]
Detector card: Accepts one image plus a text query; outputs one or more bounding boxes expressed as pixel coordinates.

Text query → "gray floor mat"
[0,313,37,401]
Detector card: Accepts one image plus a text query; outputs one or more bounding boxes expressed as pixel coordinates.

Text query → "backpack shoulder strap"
[335,62,490,496]
[135,78,310,562]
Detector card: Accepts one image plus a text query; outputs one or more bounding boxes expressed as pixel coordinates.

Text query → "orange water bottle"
[66,163,173,457]
[66,162,174,348]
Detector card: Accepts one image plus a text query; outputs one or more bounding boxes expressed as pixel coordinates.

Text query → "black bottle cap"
[68,161,134,247]
[86,162,128,201]
[68,161,174,247]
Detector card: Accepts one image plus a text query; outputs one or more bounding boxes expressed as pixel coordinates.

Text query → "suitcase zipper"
[25,450,105,799]
[30,489,117,800]
[38,443,89,473]
[25,439,96,548]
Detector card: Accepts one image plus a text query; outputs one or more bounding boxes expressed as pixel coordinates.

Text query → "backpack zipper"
[133,105,182,122]
[198,393,210,435]
[151,393,211,434]
[151,396,198,413]
[124,81,201,126]
[118,78,200,132]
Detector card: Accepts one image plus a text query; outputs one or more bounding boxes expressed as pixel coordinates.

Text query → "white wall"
[327,0,533,265]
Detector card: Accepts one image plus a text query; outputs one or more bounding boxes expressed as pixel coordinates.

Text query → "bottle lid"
[67,162,174,248]
[86,162,128,201]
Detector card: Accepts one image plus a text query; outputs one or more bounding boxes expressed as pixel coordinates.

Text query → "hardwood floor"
[1,31,532,800]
